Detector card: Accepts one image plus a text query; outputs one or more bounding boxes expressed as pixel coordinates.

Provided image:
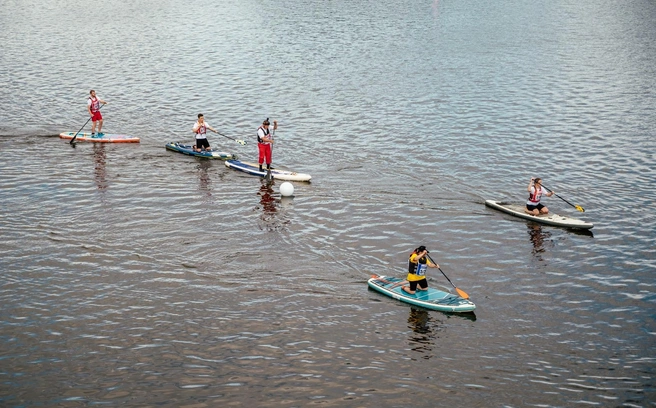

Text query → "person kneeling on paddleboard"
[257,118,277,172]
[525,177,554,216]
[402,246,439,295]
[192,113,218,152]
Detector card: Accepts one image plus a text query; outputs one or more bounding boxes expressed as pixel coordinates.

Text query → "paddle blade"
[455,287,470,300]
[575,205,585,212]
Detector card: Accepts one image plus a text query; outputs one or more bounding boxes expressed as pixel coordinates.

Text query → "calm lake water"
[1,0,655,406]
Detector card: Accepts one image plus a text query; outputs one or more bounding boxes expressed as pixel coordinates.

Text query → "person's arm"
[88,101,93,116]
[424,252,439,268]
[204,122,217,133]
[528,177,536,192]
[261,127,274,143]
[262,121,277,143]
[192,122,199,133]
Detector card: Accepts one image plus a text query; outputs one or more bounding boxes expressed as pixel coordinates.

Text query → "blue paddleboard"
[165,142,237,160]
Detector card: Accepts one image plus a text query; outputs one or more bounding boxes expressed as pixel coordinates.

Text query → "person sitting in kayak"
[525,177,554,216]
[402,246,439,295]
[192,113,219,152]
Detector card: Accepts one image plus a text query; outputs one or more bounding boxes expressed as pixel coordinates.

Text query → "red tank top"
[89,97,100,113]
[528,186,543,204]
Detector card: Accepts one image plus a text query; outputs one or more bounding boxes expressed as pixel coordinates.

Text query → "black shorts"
[526,203,545,211]
[196,138,210,149]
[409,279,428,291]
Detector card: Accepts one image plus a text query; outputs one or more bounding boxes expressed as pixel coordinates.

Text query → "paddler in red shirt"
[88,90,107,137]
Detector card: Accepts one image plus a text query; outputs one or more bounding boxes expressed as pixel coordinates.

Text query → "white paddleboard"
[485,200,593,229]
[225,160,311,182]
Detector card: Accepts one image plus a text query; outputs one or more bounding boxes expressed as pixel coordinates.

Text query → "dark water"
[1,0,655,406]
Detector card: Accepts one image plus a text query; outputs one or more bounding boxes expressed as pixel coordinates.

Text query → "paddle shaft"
[426,254,454,288]
[215,131,246,145]
[426,254,470,299]
[70,103,104,144]
[541,184,584,212]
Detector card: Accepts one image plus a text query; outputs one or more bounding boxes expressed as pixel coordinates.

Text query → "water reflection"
[259,180,277,212]
[257,180,278,230]
[527,223,553,261]
[196,160,213,202]
[256,180,289,232]
[406,307,477,359]
[280,196,294,209]
[93,143,108,192]
[567,227,595,238]
[527,222,593,261]
[407,308,438,359]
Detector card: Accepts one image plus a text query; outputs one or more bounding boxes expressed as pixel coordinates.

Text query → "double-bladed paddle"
[541,184,585,212]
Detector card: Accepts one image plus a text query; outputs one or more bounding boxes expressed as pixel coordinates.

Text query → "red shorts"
[91,111,103,122]
[258,143,272,165]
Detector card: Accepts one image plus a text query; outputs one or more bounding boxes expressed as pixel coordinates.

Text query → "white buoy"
[280,182,294,197]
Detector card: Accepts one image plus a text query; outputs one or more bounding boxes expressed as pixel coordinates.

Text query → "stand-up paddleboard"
[225,160,311,182]
[368,275,476,313]
[485,200,593,229]
[59,132,140,143]
[165,142,237,160]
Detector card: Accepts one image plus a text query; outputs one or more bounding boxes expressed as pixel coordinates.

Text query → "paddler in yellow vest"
[402,246,439,295]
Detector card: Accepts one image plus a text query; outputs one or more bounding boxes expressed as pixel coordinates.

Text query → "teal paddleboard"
[368,275,476,313]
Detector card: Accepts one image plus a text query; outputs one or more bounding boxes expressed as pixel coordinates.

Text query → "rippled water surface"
[1,0,655,406]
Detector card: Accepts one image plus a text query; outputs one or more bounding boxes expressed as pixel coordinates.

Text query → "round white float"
[279,182,294,197]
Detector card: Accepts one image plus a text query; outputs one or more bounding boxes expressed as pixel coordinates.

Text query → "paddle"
[265,127,276,181]
[426,254,470,300]
[541,184,585,212]
[215,131,246,146]
[70,103,105,144]
[263,125,277,181]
